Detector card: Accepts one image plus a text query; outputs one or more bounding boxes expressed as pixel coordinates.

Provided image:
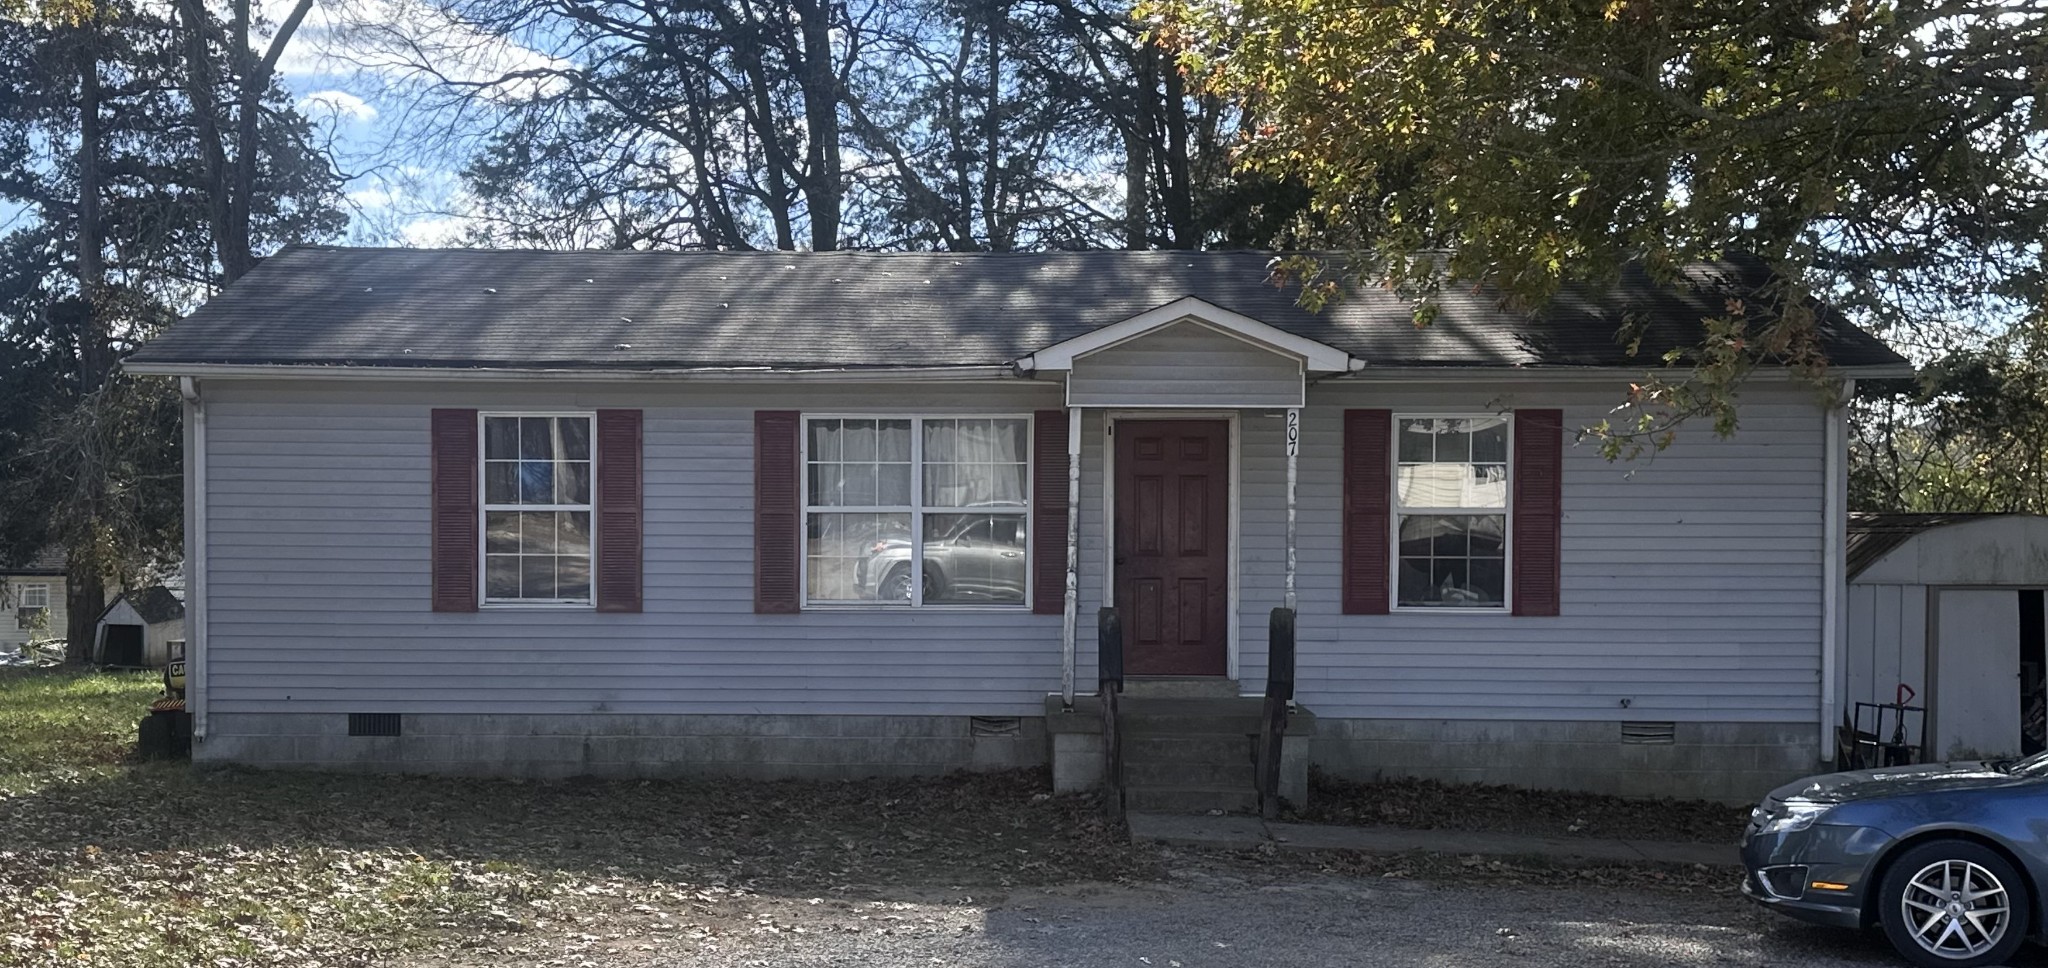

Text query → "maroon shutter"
[595,409,643,613]
[430,408,479,612]
[1512,409,1564,617]
[1341,409,1392,615]
[1031,410,1069,615]
[754,410,802,613]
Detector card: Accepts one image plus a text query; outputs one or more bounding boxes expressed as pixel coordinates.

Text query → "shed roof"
[125,246,1910,373]
[98,585,185,626]
[1848,512,2044,580]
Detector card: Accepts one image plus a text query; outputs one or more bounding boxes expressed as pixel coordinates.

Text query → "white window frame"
[800,413,1034,610]
[17,582,50,610]
[1391,412,1513,612]
[479,411,598,609]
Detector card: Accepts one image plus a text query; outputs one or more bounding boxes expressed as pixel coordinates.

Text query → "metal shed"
[1846,513,2048,761]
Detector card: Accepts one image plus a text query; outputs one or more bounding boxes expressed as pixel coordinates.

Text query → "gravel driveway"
[427,860,2048,968]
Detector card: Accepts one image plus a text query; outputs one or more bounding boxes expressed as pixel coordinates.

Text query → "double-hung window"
[804,416,1029,607]
[1395,415,1510,608]
[15,582,49,629]
[482,414,594,605]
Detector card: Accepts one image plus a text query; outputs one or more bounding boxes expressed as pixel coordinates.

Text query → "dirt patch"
[1291,769,1750,844]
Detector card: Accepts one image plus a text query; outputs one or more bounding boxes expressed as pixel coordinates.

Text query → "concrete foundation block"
[1310,717,1818,802]
[1279,733,1310,806]
[1052,732,1104,792]
[199,711,1054,781]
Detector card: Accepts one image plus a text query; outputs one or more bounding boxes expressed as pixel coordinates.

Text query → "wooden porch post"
[1285,407,1299,610]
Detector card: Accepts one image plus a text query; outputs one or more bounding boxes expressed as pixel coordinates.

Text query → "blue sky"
[265,0,570,246]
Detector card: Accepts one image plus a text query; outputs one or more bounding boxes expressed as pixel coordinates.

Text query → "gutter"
[125,362,1019,383]
[1820,379,1855,762]
[178,377,208,742]
[1322,364,1916,383]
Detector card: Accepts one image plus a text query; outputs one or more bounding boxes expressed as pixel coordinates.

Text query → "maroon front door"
[1114,419,1230,676]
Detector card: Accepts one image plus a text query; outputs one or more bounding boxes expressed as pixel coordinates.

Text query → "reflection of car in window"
[857,513,1026,604]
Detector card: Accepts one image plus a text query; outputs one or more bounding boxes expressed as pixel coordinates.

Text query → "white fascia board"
[1320,362,1917,383]
[121,362,1021,383]
[1021,296,1356,373]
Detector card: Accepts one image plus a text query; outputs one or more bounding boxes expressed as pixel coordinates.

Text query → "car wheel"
[1878,840,2029,968]
[878,567,937,603]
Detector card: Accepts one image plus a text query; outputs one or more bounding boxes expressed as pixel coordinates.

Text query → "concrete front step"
[1123,758,1255,789]
[1045,692,1314,811]
[1125,785,1260,814]
[1045,694,1316,736]
[1121,733,1255,758]
[1121,676,1242,699]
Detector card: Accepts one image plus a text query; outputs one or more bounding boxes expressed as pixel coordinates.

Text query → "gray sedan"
[1743,753,2048,966]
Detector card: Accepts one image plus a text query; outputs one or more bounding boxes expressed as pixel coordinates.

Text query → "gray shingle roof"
[127,246,1909,371]
[1,547,66,576]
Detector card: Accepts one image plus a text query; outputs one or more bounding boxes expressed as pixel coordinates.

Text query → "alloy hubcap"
[1902,860,2009,959]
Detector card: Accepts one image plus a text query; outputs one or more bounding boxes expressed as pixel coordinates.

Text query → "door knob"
[1115,556,1127,565]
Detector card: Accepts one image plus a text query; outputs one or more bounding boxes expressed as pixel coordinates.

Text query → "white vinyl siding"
[200,381,1064,717]
[1066,321,1304,408]
[199,377,1826,727]
[1,577,66,654]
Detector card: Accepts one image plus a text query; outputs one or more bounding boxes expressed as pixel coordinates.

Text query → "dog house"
[94,585,185,669]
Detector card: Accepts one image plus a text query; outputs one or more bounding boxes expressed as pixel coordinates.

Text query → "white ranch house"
[125,247,1913,804]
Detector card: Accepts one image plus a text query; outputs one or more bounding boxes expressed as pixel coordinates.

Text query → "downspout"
[1820,379,1854,762]
[1061,407,1081,708]
[179,377,208,741]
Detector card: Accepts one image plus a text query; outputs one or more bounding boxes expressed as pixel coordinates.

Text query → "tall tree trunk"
[221,0,258,281]
[794,0,841,250]
[980,0,1004,249]
[1122,50,1154,250]
[175,0,237,278]
[1159,65,1195,249]
[66,30,108,665]
[178,0,313,283]
[65,571,105,665]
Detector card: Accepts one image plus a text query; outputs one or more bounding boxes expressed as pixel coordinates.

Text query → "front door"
[1114,419,1229,676]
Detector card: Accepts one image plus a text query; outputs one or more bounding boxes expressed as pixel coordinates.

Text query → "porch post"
[1061,406,1082,707]
[1284,407,1299,611]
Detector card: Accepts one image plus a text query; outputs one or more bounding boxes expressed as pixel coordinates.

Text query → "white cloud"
[399,214,476,246]
[299,89,378,121]
[263,0,571,99]
[348,185,401,208]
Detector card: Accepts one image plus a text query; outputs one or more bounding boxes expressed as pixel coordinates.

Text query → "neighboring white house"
[1844,513,2048,762]
[94,585,186,669]
[124,246,1916,802]
[1,549,67,658]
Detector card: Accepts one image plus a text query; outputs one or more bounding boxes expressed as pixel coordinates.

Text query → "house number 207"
[1285,408,1299,457]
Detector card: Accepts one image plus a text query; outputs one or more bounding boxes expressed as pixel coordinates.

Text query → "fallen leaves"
[0,669,1156,968]
[1295,768,1749,844]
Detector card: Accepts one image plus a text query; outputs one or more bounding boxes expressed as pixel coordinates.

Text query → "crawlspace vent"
[970,716,1022,737]
[1620,721,1677,745]
[347,712,402,737]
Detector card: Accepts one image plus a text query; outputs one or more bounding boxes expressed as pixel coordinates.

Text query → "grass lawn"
[0,669,1144,968]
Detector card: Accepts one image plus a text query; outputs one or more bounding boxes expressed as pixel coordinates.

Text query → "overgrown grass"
[0,668,1143,968]
[0,667,158,795]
